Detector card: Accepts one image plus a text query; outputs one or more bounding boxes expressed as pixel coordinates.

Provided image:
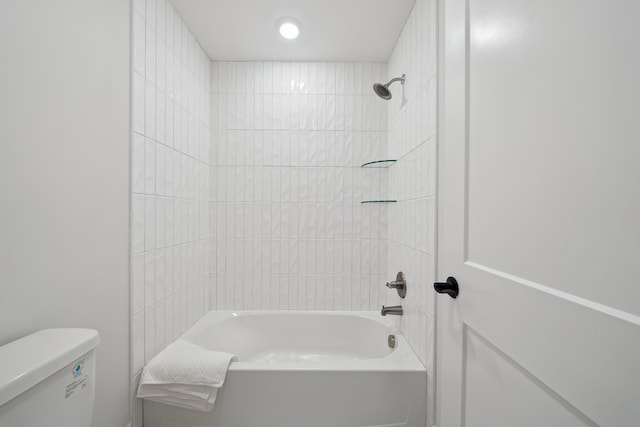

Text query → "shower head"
[373,83,392,100]
[372,74,405,100]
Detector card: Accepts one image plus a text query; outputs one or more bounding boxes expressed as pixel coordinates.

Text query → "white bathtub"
[143,311,426,427]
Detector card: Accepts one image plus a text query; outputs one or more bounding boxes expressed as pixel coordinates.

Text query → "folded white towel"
[137,339,236,412]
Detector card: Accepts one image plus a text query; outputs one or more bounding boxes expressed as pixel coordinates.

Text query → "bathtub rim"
[180,310,427,373]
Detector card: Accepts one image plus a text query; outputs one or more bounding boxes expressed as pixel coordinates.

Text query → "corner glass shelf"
[361,160,397,168]
[361,200,397,204]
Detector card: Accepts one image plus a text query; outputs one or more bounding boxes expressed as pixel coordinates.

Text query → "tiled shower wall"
[209,61,390,310]
[385,0,438,425]
[130,0,211,425]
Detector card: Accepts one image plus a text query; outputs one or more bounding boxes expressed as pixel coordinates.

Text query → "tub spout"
[381,305,403,316]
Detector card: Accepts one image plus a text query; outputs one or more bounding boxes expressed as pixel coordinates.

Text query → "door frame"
[433,1,640,426]
[435,0,467,424]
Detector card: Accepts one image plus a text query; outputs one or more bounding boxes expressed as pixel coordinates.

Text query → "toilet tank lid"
[0,329,100,407]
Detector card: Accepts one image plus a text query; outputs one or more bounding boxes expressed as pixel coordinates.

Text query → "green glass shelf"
[361,160,397,168]
[361,200,397,204]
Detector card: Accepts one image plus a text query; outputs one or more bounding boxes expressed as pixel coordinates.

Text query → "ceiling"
[169,0,416,62]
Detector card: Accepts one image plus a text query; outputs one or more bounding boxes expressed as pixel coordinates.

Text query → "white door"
[436,0,640,426]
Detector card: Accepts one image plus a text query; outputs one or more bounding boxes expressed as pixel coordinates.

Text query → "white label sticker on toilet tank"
[65,375,87,399]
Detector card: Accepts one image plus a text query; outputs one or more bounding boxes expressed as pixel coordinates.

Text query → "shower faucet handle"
[386,272,406,298]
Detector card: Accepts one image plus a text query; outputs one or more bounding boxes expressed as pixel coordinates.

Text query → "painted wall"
[209,61,389,310]
[385,0,438,425]
[130,0,212,425]
[0,1,131,426]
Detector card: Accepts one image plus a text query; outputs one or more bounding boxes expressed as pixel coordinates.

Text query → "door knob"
[434,277,459,299]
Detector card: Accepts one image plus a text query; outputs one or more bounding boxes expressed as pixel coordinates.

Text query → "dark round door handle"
[434,277,459,298]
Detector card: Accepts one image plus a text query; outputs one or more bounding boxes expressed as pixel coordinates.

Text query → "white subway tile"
[132,195,145,254]
[144,305,156,363]
[326,63,336,95]
[144,195,156,251]
[155,88,166,144]
[143,252,156,309]
[132,312,145,373]
[261,62,272,93]
[144,81,156,139]
[165,3,174,50]
[281,62,291,94]
[313,62,324,94]
[156,197,166,249]
[133,14,146,77]
[167,98,177,147]
[130,132,145,194]
[144,138,156,194]
[146,0,157,28]
[282,63,297,95]
[145,26,156,85]
[155,299,166,353]
[272,62,282,94]
[130,251,145,318]
[164,296,174,345]
[133,73,145,134]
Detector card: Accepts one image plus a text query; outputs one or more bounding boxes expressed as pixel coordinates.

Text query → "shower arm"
[386,74,405,87]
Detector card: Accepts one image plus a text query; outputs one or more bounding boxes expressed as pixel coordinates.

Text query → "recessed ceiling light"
[278,18,301,40]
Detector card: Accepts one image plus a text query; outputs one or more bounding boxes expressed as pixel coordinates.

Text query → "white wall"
[130,0,212,425]
[0,1,131,427]
[209,61,389,310]
[385,0,438,425]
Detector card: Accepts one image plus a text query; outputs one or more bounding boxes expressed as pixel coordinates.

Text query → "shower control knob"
[434,277,459,299]
[386,272,407,298]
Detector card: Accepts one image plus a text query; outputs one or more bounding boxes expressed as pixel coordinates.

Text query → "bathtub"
[143,311,426,427]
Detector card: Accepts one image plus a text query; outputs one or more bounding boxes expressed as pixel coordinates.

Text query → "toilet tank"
[0,329,100,427]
